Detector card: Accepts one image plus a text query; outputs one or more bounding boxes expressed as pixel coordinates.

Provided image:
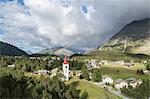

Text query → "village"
[5,54,150,99]
[7,55,150,98]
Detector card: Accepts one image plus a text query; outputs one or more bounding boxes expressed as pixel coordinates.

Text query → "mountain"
[0,41,28,56]
[26,50,33,55]
[38,47,85,57]
[38,47,63,54]
[99,19,150,55]
[53,48,75,57]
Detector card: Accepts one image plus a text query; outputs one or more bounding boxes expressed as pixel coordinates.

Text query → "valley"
[0,19,150,99]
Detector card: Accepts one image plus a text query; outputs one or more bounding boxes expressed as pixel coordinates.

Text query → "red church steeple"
[63,56,69,64]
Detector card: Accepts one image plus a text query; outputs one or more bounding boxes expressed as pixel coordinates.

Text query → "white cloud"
[0,0,150,52]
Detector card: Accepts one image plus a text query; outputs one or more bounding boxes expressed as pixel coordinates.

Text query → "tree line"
[0,68,88,99]
[0,56,84,72]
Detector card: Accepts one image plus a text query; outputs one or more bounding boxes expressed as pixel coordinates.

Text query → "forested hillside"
[0,41,28,56]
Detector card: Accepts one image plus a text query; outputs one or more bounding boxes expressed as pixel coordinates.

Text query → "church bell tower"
[63,56,69,81]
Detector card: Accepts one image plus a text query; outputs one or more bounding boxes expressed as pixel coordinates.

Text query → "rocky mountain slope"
[38,47,85,56]
[0,41,28,56]
[99,19,150,55]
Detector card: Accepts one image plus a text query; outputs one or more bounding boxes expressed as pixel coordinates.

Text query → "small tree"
[81,66,90,80]
[69,82,80,99]
[91,69,102,82]
[146,63,150,71]
[80,90,88,99]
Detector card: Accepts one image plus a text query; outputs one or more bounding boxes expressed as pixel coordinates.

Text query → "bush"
[80,90,88,99]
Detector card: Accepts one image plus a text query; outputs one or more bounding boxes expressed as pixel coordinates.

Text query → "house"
[95,62,101,68]
[29,57,37,60]
[86,59,101,68]
[34,70,50,75]
[7,64,15,68]
[143,70,149,74]
[90,59,97,67]
[142,60,148,64]
[69,70,74,78]
[126,78,142,88]
[114,79,128,89]
[101,60,108,65]
[14,56,22,59]
[114,61,125,65]
[85,63,92,68]
[124,63,134,67]
[51,56,57,60]
[101,75,113,85]
[89,72,92,79]
[76,71,82,77]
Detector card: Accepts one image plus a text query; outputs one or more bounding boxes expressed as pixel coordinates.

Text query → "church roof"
[63,56,69,64]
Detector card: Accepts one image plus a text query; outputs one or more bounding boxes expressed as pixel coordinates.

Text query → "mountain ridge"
[38,47,85,56]
[99,19,150,55]
[0,41,28,56]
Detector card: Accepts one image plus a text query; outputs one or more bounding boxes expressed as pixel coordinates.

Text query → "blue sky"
[0,0,24,5]
[0,0,149,53]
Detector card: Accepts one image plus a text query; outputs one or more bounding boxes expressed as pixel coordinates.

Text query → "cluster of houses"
[7,56,149,91]
[84,59,135,68]
[85,59,101,69]
[99,75,142,89]
[31,57,75,81]
[29,56,61,61]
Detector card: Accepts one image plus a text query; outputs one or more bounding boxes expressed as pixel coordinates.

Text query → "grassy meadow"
[65,77,121,99]
[100,64,150,80]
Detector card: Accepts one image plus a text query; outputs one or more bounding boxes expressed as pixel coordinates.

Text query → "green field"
[100,65,150,80]
[65,77,121,99]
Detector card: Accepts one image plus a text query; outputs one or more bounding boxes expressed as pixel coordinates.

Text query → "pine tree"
[92,69,102,82]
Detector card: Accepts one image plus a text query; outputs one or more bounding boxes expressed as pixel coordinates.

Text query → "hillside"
[0,41,28,56]
[99,19,150,55]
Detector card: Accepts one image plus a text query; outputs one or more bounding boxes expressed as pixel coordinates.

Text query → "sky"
[0,0,150,53]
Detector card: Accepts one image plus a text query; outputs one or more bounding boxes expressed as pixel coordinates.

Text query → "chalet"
[142,60,148,64]
[85,63,92,68]
[101,75,113,85]
[51,56,60,60]
[76,71,82,77]
[14,56,22,59]
[114,79,128,89]
[7,64,15,68]
[143,70,149,74]
[29,57,37,60]
[86,59,101,68]
[126,78,142,88]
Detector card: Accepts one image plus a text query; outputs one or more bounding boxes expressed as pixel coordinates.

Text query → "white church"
[63,56,69,81]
